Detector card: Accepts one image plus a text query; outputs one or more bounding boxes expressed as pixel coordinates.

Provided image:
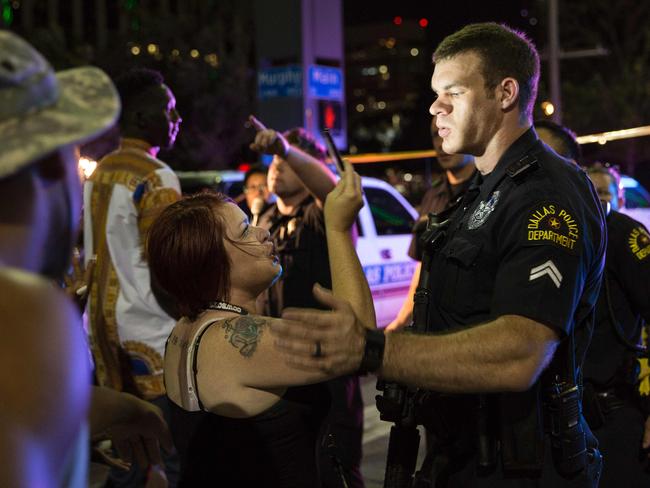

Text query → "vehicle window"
[625,188,650,209]
[364,187,414,235]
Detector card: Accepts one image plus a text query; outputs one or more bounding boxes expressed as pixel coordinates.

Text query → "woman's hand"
[324,158,363,233]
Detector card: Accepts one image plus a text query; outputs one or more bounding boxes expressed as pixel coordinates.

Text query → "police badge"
[468,191,500,230]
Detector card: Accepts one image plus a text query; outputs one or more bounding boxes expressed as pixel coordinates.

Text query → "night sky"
[344,0,542,48]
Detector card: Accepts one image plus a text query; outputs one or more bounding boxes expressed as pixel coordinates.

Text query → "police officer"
[270,22,606,487]
[581,163,650,486]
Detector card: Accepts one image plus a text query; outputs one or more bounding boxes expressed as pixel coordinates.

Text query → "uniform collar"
[478,127,540,198]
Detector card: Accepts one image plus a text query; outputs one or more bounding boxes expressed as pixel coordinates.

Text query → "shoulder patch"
[628,226,650,260]
[525,202,580,253]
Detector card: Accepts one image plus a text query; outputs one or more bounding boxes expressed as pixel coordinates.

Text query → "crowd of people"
[1,20,649,488]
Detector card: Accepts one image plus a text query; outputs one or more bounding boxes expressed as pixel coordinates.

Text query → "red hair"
[147,192,232,320]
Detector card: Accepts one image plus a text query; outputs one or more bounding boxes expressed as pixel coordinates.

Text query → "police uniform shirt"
[427,128,606,344]
[408,172,475,261]
[583,210,650,386]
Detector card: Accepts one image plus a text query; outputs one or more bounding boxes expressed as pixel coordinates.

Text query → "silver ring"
[313,341,323,358]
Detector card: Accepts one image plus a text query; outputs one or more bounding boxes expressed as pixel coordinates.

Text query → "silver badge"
[467,191,500,230]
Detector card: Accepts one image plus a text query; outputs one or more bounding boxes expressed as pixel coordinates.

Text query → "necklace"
[206,300,248,315]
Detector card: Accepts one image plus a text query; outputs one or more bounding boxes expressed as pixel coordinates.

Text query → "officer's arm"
[381,314,559,392]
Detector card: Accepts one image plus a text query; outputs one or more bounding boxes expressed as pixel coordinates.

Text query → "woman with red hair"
[147,163,375,487]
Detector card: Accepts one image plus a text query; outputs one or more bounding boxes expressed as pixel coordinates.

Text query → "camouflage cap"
[0,31,120,179]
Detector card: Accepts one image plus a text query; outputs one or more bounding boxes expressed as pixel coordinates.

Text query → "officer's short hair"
[434,23,540,120]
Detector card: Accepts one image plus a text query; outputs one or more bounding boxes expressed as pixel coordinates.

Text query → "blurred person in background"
[582,163,650,487]
[250,116,366,488]
[538,123,650,485]
[535,119,583,164]
[84,67,182,486]
[241,163,272,225]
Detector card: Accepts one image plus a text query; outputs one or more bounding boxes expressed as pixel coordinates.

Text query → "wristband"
[358,328,385,375]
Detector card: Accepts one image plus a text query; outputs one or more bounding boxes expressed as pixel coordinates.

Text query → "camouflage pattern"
[0,31,120,179]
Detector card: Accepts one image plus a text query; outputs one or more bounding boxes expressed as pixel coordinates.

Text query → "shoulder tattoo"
[221,316,267,358]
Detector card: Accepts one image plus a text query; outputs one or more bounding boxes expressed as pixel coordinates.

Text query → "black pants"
[592,405,650,488]
[319,375,365,488]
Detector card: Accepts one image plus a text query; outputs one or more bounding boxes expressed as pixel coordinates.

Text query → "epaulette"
[506,153,538,183]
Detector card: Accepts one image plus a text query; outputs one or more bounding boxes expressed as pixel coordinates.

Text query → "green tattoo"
[221,316,266,357]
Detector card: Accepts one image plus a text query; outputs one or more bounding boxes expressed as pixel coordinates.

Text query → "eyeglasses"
[244,184,268,193]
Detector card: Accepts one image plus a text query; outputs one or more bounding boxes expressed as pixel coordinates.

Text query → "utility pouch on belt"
[543,326,588,478]
[499,386,545,476]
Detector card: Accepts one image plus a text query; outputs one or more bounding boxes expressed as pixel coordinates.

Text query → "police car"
[620,175,650,230]
[176,171,418,328]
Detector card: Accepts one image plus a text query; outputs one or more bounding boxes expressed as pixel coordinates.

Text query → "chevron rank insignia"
[529,260,562,288]
[525,202,580,254]
[628,226,650,260]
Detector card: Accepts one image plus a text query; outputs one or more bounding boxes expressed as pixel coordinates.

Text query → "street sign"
[308,65,343,100]
[258,65,303,99]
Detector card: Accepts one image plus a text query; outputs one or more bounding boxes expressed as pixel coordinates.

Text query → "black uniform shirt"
[427,128,606,352]
[408,172,475,261]
[583,210,650,386]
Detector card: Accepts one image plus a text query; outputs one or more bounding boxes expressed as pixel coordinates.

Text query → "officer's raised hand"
[272,284,367,376]
[248,115,290,157]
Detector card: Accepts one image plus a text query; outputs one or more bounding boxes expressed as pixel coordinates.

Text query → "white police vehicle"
[176,171,418,328]
[620,175,650,229]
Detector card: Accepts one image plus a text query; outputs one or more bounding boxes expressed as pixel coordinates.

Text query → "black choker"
[206,301,248,315]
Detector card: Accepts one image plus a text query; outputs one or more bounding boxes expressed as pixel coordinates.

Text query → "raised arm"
[324,159,376,328]
[248,115,336,204]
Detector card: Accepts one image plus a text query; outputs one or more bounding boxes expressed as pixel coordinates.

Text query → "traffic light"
[318,100,342,134]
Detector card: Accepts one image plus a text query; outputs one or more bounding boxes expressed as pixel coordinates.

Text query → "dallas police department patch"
[468,191,500,230]
[526,202,580,253]
[628,226,650,260]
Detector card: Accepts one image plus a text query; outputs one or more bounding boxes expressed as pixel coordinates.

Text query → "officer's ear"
[498,77,519,112]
